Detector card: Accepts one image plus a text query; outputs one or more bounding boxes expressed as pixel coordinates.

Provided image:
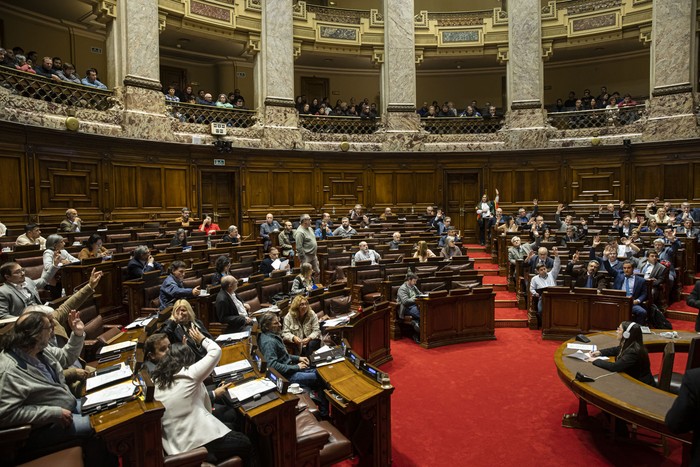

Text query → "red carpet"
[668,301,697,314]
[483,276,507,285]
[495,306,526,320]
[335,327,693,466]
[469,251,492,258]
[474,263,499,271]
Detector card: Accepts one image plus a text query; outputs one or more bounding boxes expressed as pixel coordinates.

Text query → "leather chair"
[653,342,675,392]
[164,446,244,467]
[18,446,84,467]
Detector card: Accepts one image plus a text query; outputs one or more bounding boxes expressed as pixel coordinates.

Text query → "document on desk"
[228,378,276,402]
[566,350,609,361]
[322,316,350,328]
[214,359,252,376]
[98,340,136,355]
[566,343,597,352]
[83,381,136,411]
[215,330,251,342]
[86,362,133,392]
[124,316,155,330]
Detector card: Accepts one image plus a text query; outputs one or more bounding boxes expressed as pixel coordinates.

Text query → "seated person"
[354,241,381,265]
[259,213,281,251]
[349,204,363,220]
[277,220,295,259]
[221,225,241,244]
[527,247,554,272]
[170,228,188,248]
[604,260,648,324]
[529,247,561,320]
[211,255,231,286]
[677,218,699,238]
[175,207,192,227]
[440,236,462,259]
[508,234,540,266]
[152,336,253,464]
[397,272,422,342]
[387,232,402,250]
[77,233,111,260]
[565,253,606,290]
[290,263,315,296]
[58,209,81,233]
[586,321,655,386]
[15,223,46,249]
[413,240,436,262]
[43,235,79,299]
[282,295,321,356]
[160,299,213,360]
[259,247,289,277]
[215,276,254,333]
[314,221,333,240]
[0,257,60,318]
[199,214,220,235]
[332,217,357,238]
[159,261,201,310]
[641,218,663,237]
[126,245,163,280]
[143,332,170,373]
[81,68,108,89]
[514,200,538,226]
[315,212,333,230]
[438,226,461,248]
[589,236,623,274]
[0,309,113,464]
[379,207,393,221]
[258,312,324,392]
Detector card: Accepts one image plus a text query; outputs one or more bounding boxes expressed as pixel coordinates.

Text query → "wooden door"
[200,170,239,232]
[160,65,188,92]
[300,77,330,102]
[445,172,481,243]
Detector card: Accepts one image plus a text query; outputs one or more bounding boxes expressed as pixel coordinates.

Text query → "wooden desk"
[317,359,393,467]
[416,288,496,349]
[62,261,125,322]
[554,331,695,463]
[541,288,631,340]
[334,302,393,366]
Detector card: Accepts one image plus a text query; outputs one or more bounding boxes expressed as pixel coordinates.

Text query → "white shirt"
[230,292,248,318]
[354,249,380,265]
[530,257,561,296]
[479,202,492,218]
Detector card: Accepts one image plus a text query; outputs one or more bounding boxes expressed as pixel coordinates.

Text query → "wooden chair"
[653,342,676,392]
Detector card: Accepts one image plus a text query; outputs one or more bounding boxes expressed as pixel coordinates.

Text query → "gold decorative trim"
[293,41,303,59]
[638,26,652,46]
[437,27,482,47]
[158,13,167,34]
[493,8,508,26]
[245,0,261,11]
[293,1,307,20]
[94,0,117,24]
[414,11,428,29]
[387,104,416,113]
[567,10,621,37]
[542,40,554,61]
[415,49,424,66]
[371,48,384,65]
[315,23,360,45]
[541,1,557,20]
[497,46,508,64]
[370,9,384,27]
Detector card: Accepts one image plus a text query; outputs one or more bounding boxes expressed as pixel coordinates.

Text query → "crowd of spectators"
[295,95,379,119]
[551,86,639,112]
[162,83,248,110]
[416,100,501,120]
[0,46,108,90]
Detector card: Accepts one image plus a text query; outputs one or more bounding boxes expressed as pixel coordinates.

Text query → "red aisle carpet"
[335,326,694,467]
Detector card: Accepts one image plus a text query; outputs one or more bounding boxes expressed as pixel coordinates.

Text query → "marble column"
[382,0,422,150]
[644,0,698,141]
[260,0,300,149]
[504,0,547,148]
[103,0,172,140]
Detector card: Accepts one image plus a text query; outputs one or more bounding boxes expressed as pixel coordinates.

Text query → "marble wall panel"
[508,0,542,105]
[652,0,694,90]
[263,0,294,102]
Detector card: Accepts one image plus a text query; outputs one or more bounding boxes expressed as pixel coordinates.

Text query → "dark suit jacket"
[259,258,274,277]
[687,281,700,310]
[215,289,248,332]
[636,260,666,287]
[527,256,554,272]
[126,257,163,281]
[605,262,647,303]
[666,368,700,466]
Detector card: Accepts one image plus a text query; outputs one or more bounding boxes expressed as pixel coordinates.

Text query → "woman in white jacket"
[152,326,254,464]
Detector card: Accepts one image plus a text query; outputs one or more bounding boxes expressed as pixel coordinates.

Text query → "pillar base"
[503,108,548,149]
[121,85,174,141]
[384,111,421,132]
[643,91,699,142]
[261,104,301,149]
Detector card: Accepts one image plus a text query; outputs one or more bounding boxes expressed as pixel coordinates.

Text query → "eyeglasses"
[11,268,25,275]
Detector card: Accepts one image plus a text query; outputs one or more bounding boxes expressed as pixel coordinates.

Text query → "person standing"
[475,189,499,246]
[294,214,319,280]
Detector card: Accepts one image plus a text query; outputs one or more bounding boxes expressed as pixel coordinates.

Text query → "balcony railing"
[299,114,379,134]
[0,66,115,110]
[165,101,256,128]
[547,105,645,130]
[421,117,503,134]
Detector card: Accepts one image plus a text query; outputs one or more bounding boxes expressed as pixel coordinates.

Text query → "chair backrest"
[687,337,700,371]
[657,341,676,392]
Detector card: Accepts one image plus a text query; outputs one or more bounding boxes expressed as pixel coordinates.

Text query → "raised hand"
[68,310,85,337]
[88,268,103,289]
[592,235,601,247]
[557,203,563,213]
[533,199,538,206]
[188,326,205,345]
[580,217,587,226]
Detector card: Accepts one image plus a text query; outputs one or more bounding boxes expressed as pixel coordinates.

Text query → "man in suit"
[215,276,253,333]
[0,255,60,318]
[687,280,700,332]
[666,367,700,466]
[126,245,163,281]
[58,208,81,233]
[604,260,648,324]
[259,213,281,251]
[259,247,289,277]
[565,254,606,290]
[630,251,666,287]
[158,260,201,310]
[616,216,638,238]
[676,218,699,238]
[527,247,554,272]
[590,236,624,274]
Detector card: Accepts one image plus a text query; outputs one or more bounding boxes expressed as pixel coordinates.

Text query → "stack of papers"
[271,258,289,270]
[82,380,136,412]
[213,359,253,377]
[86,362,133,392]
[322,316,350,328]
[215,330,251,342]
[566,350,609,361]
[227,378,276,402]
[98,340,136,356]
[566,343,597,352]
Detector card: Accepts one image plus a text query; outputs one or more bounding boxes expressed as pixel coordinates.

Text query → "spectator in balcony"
[470,100,481,115]
[55,63,80,84]
[553,99,565,112]
[369,102,379,117]
[0,48,14,67]
[51,57,62,71]
[484,106,499,119]
[426,105,437,118]
[596,86,608,102]
[618,94,637,108]
[299,103,311,115]
[581,89,593,107]
[199,214,220,235]
[34,56,61,82]
[564,91,577,108]
[573,99,584,111]
[360,104,375,121]
[16,223,46,250]
[606,96,619,111]
[233,97,246,110]
[13,54,35,74]
[417,102,430,117]
[164,86,180,102]
[446,102,458,117]
[588,98,602,110]
[315,103,328,115]
[460,105,481,118]
[333,217,356,238]
[182,85,195,103]
[295,95,305,112]
[347,105,358,117]
[215,93,232,109]
[25,51,38,65]
[438,103,452,117]
[222,225,241,245]
[81,68,107,89]
[196,90,207,104]
[202,93,216,106]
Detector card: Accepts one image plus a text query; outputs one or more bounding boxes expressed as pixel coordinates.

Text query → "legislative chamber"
[0,0,699,465]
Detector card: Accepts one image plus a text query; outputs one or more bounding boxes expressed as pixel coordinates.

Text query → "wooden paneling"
[570,164,622,204]
[0,153,25,210]
[321,170,365,208]
[36,155,101,211]
[164,169,187,208]
[373,170,437,206]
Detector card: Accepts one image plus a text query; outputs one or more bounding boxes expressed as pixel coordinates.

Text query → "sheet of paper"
[213,359,253,376]
[566,343,597,352]
[215,330,251,342]
[271,258,282,269]
[276,259,289,270]
[566,350,608,361]
[227,378,276,402]
[86,362,133,392]
[83,381,136,408]
[314,357,345,368]
[322,317,350,327]
[124,316,154,330]
[98,340,136,355]
[315,345,332,354]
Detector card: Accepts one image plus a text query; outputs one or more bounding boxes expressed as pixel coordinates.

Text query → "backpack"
[648,304,672,330]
